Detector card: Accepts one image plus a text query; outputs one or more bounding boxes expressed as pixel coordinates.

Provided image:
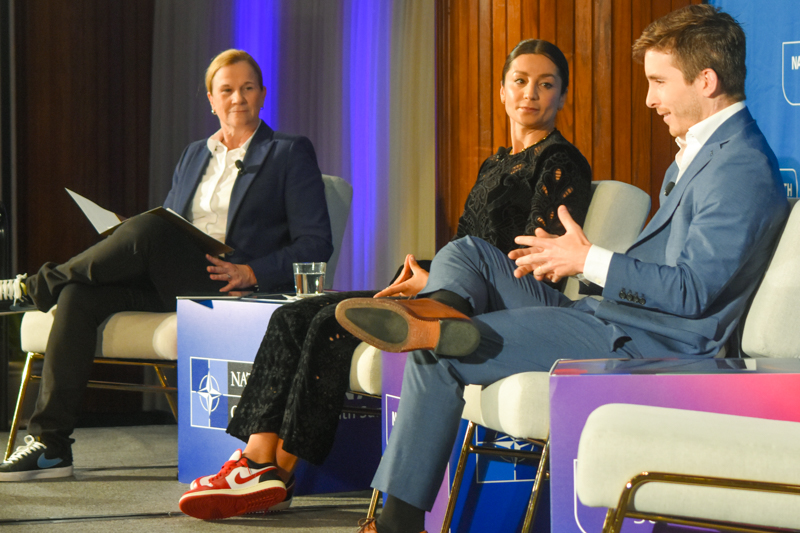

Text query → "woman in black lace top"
[179,39,591,521]
[456,129,591,253]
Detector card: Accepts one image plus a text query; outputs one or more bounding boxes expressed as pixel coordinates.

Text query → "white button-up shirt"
[190,125,259,242]
[582,102,746,288]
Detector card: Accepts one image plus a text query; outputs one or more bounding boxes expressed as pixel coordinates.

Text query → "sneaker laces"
[209,458,242,482]
[3,435,45,464]
[0,274,27,302]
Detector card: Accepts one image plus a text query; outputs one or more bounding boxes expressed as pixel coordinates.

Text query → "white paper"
[66,188,122,234]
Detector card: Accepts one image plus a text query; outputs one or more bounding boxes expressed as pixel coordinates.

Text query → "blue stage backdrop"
[713,0,800,198]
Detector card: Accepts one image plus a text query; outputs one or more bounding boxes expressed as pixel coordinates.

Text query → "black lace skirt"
[226,290,377,465]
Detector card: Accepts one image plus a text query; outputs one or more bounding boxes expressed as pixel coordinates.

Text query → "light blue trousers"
[372,236,641,510]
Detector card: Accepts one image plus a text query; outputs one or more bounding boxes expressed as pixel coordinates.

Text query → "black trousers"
[26,214,225,452]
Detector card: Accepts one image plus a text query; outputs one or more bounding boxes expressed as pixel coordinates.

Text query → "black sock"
[427,289,473,317]
[376,495,425,533]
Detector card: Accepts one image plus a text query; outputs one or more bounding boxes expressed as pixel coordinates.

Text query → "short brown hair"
[632,4,746,102]
[205,49,264,94]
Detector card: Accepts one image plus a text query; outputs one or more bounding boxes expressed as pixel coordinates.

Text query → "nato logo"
[781,168,798,198]
[782,41,800,105]
[190,357,252,430]
[474,427,538,484]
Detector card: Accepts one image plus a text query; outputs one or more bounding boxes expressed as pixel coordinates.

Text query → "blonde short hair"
[205,49,264,94]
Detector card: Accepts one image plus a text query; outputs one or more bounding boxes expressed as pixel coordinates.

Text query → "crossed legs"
[370,237,640,515]
[26,214,223,451]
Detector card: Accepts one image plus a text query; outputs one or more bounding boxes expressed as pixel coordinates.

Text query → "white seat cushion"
[22,311,379,391]
[20,308,178,360]
[98,311,177,360]
[742,202,800,358]
[19,308,56,354]
[576,403,800,530]
[349,342,382,395]
[462,371,549,440]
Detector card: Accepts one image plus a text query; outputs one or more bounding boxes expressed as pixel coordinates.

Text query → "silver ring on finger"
[227,274,232,280]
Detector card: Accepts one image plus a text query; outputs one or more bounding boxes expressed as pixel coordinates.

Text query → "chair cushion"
[19,308,56,354]
[20,308,178,360]
[349,342,382,395]
[576,403,800,530]
[742,201,800,358]
[99,311,177,360]
[462,372,549,440]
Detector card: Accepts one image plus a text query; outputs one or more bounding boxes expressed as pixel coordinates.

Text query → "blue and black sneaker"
[0,435,73,481]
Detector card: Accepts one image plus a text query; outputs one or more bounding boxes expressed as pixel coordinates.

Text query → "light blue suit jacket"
[594,108,789,357]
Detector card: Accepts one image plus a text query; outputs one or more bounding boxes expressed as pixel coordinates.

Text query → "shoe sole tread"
[179,481,286,520]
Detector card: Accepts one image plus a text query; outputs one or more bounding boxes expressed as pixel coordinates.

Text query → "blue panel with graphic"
[447,421,550,533]
[712,0,800,202]
[178,299,381,495]
[784,41,800,106]
[781,168,798,198]
[474,428,539,484]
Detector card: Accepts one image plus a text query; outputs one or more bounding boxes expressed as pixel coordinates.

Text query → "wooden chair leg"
[440,421,477,533]
[521,437,550,533]
[152,365,178,421]
[5,352,37,460]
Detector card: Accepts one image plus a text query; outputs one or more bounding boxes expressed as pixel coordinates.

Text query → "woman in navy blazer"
[0,49,332,483]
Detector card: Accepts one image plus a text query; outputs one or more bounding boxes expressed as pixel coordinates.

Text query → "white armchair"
[574,200,800,533]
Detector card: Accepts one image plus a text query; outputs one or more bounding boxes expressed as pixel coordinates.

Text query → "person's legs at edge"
[25,283,164,456]
[1,214,224,481]
[364,237,639,532]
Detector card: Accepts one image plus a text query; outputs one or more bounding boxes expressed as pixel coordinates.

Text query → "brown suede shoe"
[335,298,480,356]
[356,517,427,533]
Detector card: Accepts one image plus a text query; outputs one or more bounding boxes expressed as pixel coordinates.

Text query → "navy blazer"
[593,108,789,357]
[163,121,333,291]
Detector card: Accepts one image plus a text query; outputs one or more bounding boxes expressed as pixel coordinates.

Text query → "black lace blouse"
[455,130,592,254]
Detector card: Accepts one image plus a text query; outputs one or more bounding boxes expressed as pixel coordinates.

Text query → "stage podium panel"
[177,298,381,495]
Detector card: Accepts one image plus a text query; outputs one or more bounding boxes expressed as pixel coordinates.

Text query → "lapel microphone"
[235,160,244,175]
[664,181,676,196]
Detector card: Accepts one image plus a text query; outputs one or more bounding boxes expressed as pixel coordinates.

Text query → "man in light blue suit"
[338,6,790,533]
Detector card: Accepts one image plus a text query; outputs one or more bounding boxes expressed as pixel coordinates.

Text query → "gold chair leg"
[521,437,550,533]
[440,421,477,533]
[601,507,617,533]
[366,488,381,519]
[153,365,178,421]
[5,352,37,460]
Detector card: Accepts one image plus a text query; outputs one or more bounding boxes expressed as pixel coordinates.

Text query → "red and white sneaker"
[179,449,286,520]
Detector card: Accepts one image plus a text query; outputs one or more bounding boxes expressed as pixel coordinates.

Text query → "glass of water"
[293,262,326,297]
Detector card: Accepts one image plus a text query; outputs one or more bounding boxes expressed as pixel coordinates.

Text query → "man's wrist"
[583,245,613,287]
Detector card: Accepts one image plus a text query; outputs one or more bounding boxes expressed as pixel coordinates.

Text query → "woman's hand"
[206,254,257,292]
[374,254,429,298]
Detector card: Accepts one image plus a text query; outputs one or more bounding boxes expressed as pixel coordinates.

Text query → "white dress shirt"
[190,124,259,242]
[582,101,746,288]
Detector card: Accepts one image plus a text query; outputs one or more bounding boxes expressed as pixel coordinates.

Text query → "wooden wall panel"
[14,0,154,273]
[436,0,701,248]
[12,0,155,416]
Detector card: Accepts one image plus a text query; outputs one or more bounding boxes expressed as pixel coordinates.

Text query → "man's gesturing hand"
[507,205,592,282]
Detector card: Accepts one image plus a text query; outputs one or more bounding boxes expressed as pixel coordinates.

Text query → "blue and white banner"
[713,0,800,198]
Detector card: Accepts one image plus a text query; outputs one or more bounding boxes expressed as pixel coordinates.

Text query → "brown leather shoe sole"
[335,298,480,356]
